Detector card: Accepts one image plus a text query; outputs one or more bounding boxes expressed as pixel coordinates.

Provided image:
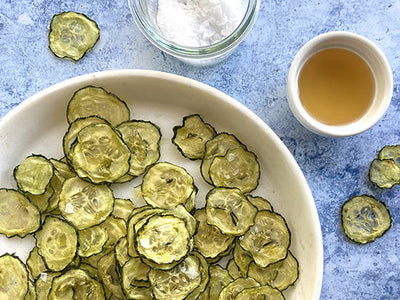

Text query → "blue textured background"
[0,1,399,299]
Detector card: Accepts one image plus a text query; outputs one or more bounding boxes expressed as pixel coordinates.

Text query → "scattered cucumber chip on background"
[49,11,100,61]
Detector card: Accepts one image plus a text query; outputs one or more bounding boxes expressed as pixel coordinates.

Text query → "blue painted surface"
[0,0,399,299]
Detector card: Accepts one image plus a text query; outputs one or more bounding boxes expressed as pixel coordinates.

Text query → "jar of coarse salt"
[128,0,260,65]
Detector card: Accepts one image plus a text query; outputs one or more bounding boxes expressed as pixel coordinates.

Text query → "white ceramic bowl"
[287,31,393,137]
[0,70,323,299]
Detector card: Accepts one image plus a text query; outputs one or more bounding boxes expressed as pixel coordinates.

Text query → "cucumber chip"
[341,195,392,244]
[240,211,291,268]
[49,11,100,61]
[369,159,400,189]
[14,154,53,195]
[205,187,257,236]
[66,86,130,126]
[0,254,28,300]
[0,189,41,238]
[48,269,105,299]
[172,114,217,160]
[35,216,78,272]
[59,177,114,230]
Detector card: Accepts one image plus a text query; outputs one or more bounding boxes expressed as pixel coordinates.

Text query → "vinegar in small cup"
[298,48,375,126]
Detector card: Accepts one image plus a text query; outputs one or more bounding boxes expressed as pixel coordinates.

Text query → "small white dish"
[287,31,393,137]
[0,70,322,299]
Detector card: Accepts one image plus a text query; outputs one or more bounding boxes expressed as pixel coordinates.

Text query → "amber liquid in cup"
[298,48,375,126]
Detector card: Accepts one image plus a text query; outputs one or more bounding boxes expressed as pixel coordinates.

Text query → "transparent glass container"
[128,0,260,66]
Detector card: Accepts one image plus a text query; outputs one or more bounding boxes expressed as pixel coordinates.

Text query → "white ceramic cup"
[287,31,393,137]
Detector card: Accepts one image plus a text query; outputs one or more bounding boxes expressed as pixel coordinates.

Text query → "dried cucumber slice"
[341,195,392,244]
[227,258,241,279]
[148,254,202,300]
[142,162,194,209]
[0,254,28,300]
[97,252,125,299]
[35,272,61,299]
[233,242,253,277]
[24,185,54,212]
[248,250,299,291]
[117,120,161,177]
[46,159,75,212]
[49,11,100,61]
[48,269,105,299]
[135,215,191,265]
[14,154,54,195]
[78,225,108,257]
[0,189,41,238]
[59,177,114,230]
[207,265,233,300]
[68,123,131,184]
[236,285,285,300]
[247,195,273,211]
[201,133,246,184]
[209,147,260,193]
[172,114,216,160]
[193,208,235,259]
[161,204,197,236]
[112,198,135,221]
[205,187,257,236]
[67,86,130,126]
[186,252,210,300]
[240,211,291,268]
[27,246,47,280]
[115,237,130,267]
[219,277,260,300]
[369,159,400,188]
[127,207,164,257]
[98,216,127,251]
[63,116,108,159]
[122,257,153,299]
[35,216,78,272]
[378,145,400,165]
[26,280,36,300]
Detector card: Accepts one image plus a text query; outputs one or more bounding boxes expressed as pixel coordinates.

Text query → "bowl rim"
[287,31,393,137]
[0,69,323,299]
[127,0,261,60]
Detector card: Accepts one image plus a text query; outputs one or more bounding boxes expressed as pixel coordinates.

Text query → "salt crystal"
[157,0,246,47]
[64,203,75,214]
[40,272,48,282]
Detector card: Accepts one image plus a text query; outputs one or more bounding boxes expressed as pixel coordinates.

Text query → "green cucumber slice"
[205,187,257,236]
[68,123,131,184]
[14,155,54,195]
[59,177,114,230]
[209,147,260,193]
[172,114,217,160]
[0,254,28,300]
[48,269,104,299]
[117,120,161,177]
[49,12,100,61]
[248,250,299,291]
[240,211,291,268]
[67,86,129,126]
[341,195,392,244]
[369,159,400,189]
[35,216,78,272]
[0,189,41,238]
[141,162,194,209]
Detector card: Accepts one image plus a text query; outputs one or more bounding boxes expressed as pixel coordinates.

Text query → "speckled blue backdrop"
[0,1,399,299]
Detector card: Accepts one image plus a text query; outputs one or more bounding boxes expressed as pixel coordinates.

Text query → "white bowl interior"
[0,70,323,299]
